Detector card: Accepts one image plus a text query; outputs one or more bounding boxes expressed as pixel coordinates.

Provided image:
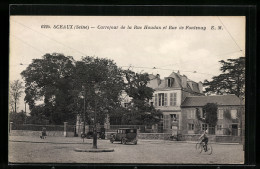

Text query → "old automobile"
[110,128,138,145]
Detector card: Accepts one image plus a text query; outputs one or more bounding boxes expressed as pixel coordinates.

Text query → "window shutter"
[170,93,173,106]
[173,93,177,106]
[164,93,168,106]
[163,115,170,129]
[176,114,179,121]
[155,94,157,106]
[231,109,237,119]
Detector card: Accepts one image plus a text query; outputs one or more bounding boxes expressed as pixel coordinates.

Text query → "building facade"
[181,95,244,136]
[147,72,204,133]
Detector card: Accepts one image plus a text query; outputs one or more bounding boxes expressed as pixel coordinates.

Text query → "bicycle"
[195,141,213,155]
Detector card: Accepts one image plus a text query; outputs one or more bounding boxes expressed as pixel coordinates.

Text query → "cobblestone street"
[9,136,244,164]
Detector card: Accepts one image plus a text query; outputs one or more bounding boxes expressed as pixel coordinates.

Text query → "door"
[231,124,238,136]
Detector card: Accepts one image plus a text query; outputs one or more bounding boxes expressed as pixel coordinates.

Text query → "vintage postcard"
[9,16,245,164]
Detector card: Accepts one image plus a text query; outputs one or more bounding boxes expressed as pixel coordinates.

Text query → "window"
[170,114,177,122]
[170,93,177,106]
[188,109,195,119]
[168,79,171,87]
[188,123,194,130]
[150,102,154,106]
[170,114,176,119]
[231,109,237,119]
[202,124,208,131]
[217,125,222,131]
[218,109,224,119]
[158,93,165,106]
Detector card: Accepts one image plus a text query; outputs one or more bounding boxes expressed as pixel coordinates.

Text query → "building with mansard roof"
[146,71,204,133]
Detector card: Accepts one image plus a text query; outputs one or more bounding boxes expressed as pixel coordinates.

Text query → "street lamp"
[92,84,101,149]
[83,86,86,138]
[79,85,86,142]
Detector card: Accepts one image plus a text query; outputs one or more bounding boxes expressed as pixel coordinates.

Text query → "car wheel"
[122,138,127,145]
[110,136,115,143]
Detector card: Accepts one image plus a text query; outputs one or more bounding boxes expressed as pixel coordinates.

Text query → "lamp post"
[83,86,86,137]
[79,85,86,142]
[93,84,99,149]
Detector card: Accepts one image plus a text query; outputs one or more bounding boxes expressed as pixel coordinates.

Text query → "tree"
[21,53,76,124]
[9,80,24,113]
[10,110,26,124]
[122,70,162,125]
[73,56,125,149]
[73,56,125,123]
[196,103,218,126]
[203,57,245,99]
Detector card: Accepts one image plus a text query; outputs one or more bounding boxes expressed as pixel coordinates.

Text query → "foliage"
[25,105,51,124]
[9,80,24,113]
[203,57,245,98]
[21,53,76,124]
[203,103,218,126]
[196,103,218,126]
[73,56,125,125]
[21,54,125,125]
[122,70,162,125]
[9,110,26,124]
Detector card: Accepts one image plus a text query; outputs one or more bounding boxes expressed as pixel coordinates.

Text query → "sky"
[9,16,245,112]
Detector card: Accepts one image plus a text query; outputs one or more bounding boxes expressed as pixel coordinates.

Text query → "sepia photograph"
[9,15,245,164]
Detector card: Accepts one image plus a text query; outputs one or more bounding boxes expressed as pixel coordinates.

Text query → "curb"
[74,148,114,152]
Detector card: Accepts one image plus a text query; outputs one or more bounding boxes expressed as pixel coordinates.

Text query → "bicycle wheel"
[206,144,213,155]
[195,143,203,154]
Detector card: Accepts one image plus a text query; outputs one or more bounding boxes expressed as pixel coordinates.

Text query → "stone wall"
[9,130,73,137]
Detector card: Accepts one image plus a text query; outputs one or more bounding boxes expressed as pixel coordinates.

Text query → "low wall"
[215,135,242,143]
[183,134,241,143]
[10,130,242,143]
[10,130,73,137]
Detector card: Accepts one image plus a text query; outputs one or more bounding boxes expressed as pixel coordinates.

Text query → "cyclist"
[199,129,208,151]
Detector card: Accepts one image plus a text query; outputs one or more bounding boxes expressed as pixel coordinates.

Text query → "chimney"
[198,81,203,93]
[156,74,161,86]
[181,75,187,88]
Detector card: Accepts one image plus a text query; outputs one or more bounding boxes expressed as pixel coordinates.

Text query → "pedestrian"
[40,127,47,139]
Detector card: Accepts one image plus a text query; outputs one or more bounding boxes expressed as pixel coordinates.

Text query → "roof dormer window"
[166,78,174,87]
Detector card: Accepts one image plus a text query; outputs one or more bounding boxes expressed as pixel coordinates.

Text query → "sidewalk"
[9,135,91,144]
[9,135,240,145]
